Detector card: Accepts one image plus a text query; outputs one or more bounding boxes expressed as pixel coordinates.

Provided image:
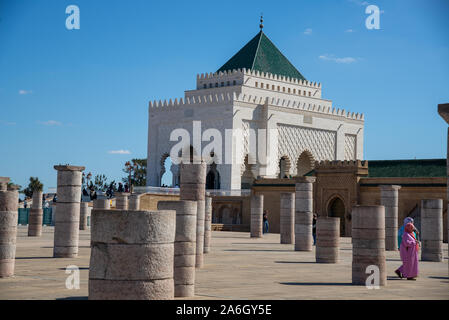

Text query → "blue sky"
[0,0,448,192]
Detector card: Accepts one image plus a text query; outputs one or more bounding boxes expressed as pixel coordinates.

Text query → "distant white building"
[147,26,364,190]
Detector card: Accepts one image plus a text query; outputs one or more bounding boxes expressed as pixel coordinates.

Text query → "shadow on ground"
[16,257,54,260]
[232,243,285,245]
[275,261,317,264]
[224,249,293,252]
[387,276,403,281]
[56,296,88,300]
[280,282,353,286]
[428,276,449,280]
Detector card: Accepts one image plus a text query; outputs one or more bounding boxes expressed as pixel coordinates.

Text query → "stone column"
[295,177,315,251]
[421,199,443,262]
[380,185,401,251]
[0,181,18,277]
[79,202,90,230]
[180,162,206,269]
[28,191,43,237]
[352,205,386,286]
[316,217,340,263]
[53,165,84,258]
[115,193,129,210]
[250,194,264,238]
[129,194,141,210]
[89,209,176,300]
[437,103,449,275]
[158,200,197,297]
[204,197,212,253]
[280,192,295,244]
[93,195,110,210]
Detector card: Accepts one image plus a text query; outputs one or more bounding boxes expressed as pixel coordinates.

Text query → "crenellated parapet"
[197,68,321,89]
[236,94,364,121]
[149,92,236,110]
[149,91,363,122]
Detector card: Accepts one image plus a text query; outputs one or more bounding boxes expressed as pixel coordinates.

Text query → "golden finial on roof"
[259,14,264,31]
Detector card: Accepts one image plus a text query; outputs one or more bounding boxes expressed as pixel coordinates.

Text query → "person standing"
[398,217,420,249]
[312,213,317,245]
[395,222,419,280]
[263,210,269,234]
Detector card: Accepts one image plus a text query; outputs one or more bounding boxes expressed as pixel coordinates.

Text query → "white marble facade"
[147,68,364,190]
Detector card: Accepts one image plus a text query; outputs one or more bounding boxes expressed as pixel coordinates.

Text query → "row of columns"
[3,164,210,298]
[250,177,446,286]
[89,162,212,299]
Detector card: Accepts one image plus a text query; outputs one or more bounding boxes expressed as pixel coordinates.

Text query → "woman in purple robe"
[395,222,419,280]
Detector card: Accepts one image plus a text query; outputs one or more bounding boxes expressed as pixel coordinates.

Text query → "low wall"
[140,193,180,211]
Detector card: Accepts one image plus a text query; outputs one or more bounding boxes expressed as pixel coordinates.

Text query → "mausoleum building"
[147,28,364,190]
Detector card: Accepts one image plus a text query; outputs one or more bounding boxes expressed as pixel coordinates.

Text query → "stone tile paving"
[0,226,447,300]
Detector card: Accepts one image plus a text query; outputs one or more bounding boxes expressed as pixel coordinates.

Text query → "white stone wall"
[147,70,364,190]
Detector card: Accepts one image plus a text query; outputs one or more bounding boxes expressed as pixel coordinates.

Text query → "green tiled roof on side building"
[367,159,446,178]
[304,159,446,178]
[217,31,306,81]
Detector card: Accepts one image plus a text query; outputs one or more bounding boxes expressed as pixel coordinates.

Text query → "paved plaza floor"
[0,226,448,300]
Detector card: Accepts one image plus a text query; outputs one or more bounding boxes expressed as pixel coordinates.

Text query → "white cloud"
[319,54,358,64]
[19,89,32,95]
[303,28,312,35]
[0,120,16,126]
[39,120,62,126]
[348,0,370,6]
[108,150,131,155]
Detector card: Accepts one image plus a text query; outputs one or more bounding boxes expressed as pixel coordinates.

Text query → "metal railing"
[133,186,251,197]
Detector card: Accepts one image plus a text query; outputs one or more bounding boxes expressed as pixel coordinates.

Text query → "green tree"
[94,174,108,192]
[21,177,44,198]
[82,172,92,189]
[122,159,147,187]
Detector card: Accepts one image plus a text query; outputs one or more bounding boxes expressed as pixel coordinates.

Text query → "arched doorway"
[160,154,173,187]
[206,164,220,189]
[328,197,346,236]
[296,150,314,176]
[219,206,232,224]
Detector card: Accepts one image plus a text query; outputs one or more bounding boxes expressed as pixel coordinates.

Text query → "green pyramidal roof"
[217,31,306,81]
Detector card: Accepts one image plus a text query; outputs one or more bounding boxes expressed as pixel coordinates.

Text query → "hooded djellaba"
[395,222,420,280]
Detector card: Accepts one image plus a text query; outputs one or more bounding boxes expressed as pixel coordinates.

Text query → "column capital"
[54,165,85,172]
[0,177,10,184]
[437,103,449,124]
[379,185,401,191]
[0,177,10,191]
